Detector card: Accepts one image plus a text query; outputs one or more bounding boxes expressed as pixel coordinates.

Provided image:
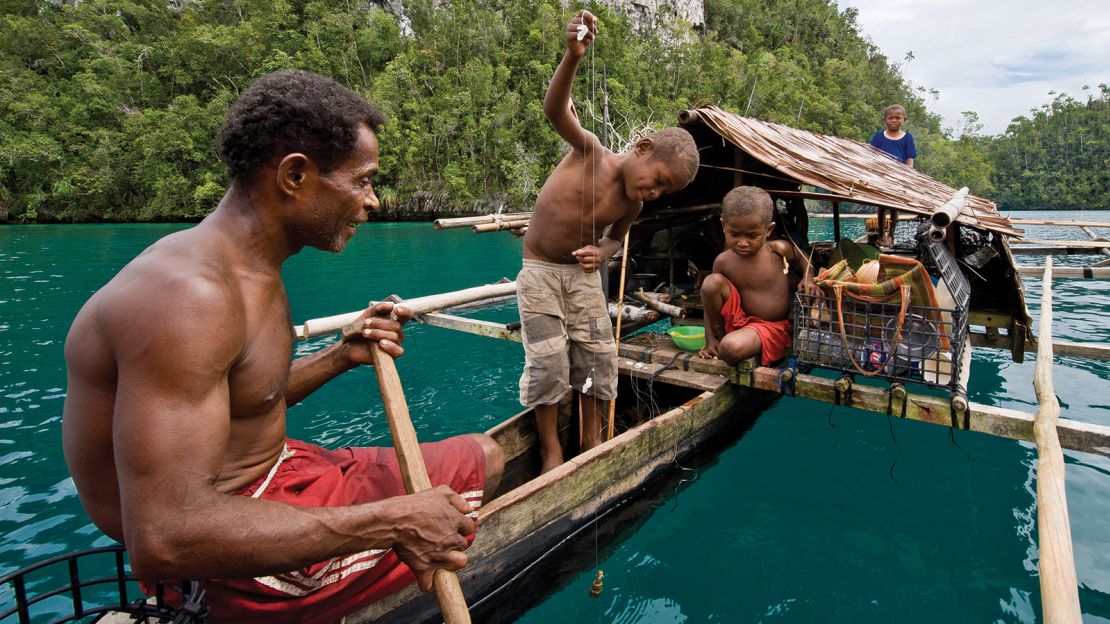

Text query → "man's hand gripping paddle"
[352,303,472,623]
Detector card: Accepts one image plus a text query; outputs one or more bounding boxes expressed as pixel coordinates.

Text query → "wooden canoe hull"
[349,376,777,623]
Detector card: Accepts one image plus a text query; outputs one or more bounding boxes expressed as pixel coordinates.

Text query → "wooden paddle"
[606,230,631,441]
[369,343,473,624]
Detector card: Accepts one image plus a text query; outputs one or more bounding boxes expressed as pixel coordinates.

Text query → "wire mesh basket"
[0,545,208,624]
[793,239,969,392]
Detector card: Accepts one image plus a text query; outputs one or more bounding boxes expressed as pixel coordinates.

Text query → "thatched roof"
[681,105,1020,237]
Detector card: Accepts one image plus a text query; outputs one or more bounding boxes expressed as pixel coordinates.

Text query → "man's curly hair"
[218,70,386,183]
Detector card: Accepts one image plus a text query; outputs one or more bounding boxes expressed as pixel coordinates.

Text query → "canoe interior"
[489,367,709,497]
[352,338,777,624]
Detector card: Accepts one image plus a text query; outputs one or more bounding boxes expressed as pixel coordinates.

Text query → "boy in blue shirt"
[869,104,916,247]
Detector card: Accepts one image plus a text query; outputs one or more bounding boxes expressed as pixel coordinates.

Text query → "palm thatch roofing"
[681,105,1021,237]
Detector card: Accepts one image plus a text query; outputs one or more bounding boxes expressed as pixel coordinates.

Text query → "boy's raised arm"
[543,11,599,153]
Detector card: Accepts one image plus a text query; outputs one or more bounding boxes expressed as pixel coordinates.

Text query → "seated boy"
[518,10,699,473]
[699,186,815,366]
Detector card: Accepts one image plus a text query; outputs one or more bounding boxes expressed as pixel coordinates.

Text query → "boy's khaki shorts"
[517,259,617,408]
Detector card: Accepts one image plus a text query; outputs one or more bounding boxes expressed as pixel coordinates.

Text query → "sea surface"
[1,210,1108,622]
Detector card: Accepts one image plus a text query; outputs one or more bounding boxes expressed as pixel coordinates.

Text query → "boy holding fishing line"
[518,10,700,473]
[699,186,817,366]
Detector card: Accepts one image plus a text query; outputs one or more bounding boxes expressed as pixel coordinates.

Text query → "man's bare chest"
[227,293,293,418]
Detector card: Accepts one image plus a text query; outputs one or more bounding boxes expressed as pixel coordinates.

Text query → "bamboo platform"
[616,335,1110,459]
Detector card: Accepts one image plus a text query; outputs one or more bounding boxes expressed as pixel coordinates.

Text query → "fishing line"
[668,405,699,512]
[886,413,900,484]
[577,15,608,598]
[947,427,975,463]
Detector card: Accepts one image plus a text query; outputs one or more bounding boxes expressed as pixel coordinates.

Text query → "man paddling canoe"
[61,70,504,624]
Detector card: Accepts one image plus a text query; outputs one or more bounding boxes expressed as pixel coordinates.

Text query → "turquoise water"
[1,212,1109,622]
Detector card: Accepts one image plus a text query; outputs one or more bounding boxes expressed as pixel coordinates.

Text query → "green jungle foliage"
[988,87,1109,210]
[0,0,1102,222]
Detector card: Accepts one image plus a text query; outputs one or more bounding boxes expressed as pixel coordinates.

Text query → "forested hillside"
[989,87,1109,210]
[0,0,1103,222]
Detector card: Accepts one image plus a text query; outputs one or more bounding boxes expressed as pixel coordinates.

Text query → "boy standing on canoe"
[62,70,503,624]
[518,10,699,473]
[699,186,816,366]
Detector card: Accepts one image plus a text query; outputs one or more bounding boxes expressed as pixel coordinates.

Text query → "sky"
[837,0,1110,136]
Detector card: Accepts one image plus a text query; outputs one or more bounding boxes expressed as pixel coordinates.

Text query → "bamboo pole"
[1030,256,1083,624]
[1011,239,1110,249]
[1009,218,1110,228]
[970,331,1110,361]
[1079,226,1110,260]
[369,345,472,624]
[433,212,532,229]
[630,291,687,319]
[928,187,969,241]
[607,303,658,323]
[296,281,517,339]
[472,219,531,233]
[1010,246,1107,256]
[607,231,631,441]
[1017,266,1110,279]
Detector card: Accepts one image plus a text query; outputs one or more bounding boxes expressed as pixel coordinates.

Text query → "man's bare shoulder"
[79,228,246,344]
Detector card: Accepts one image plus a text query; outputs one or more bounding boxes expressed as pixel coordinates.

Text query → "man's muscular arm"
[284,302,413,407]
[110,281,470,586]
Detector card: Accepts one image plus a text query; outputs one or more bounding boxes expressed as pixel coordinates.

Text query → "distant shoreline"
[2,206,1106,226]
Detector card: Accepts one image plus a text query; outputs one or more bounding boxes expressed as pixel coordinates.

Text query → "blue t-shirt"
[869,130,916,164]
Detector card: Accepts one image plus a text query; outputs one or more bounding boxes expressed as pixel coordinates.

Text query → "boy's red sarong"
[721,280,793,366]
[146,436,486,624]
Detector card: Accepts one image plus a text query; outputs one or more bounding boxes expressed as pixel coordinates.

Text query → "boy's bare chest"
[723,252,786,291]
[577,184,629,227]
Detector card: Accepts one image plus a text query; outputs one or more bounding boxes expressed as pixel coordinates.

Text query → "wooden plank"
[617,356,728,392]
[416,313,522,342]
[968,311,1013,328]
[1030,257,1083,623]
[971,331,1110,361]
[739,366,1110,458]
[1017,266,1110,279]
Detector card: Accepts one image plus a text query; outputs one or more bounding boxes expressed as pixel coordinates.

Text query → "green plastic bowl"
[666,326,705,352]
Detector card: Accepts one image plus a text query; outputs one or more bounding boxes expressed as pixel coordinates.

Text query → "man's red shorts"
[151,436,486,624]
